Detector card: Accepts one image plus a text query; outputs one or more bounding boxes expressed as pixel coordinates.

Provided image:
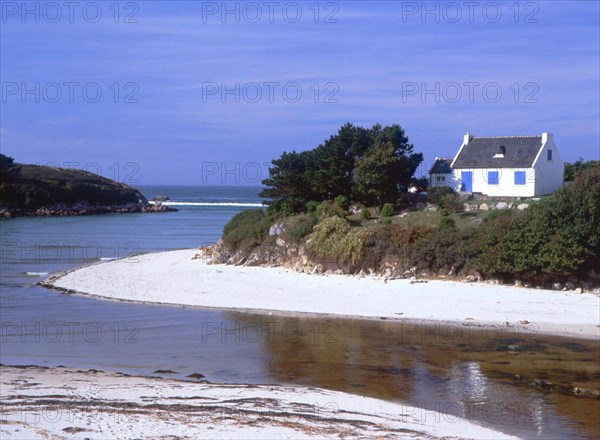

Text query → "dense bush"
[412,229,478,274]
[474,164,600,282]
[222,209,275,254]
[334,195,349,210]
[316,200,346,219]
[438,214,457,230]
[282,213,318,244]
[305,200,319,214]
[361,207,371,220]
[427,186,456,206]
[306,216,375,270]
[381,203,394,218]
[439,193,464,214]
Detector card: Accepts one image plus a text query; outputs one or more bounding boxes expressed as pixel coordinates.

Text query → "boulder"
[496,202,509,210]
[348,204,361,215]
[269,223,285,237]
[479,203,490,211]
[517,203,529,211]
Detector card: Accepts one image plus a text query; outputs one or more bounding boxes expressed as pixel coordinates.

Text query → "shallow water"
[1,186,599,439]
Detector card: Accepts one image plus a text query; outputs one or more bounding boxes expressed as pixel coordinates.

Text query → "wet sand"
[0,365,516,439]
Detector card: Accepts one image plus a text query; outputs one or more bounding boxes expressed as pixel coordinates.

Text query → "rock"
[465,275,477,282]
[269,223,285,237]
[566,281,576,290]
[508,203,514,209]
[479,203,490,211]
[515,280,524,287]
[496,202,509,210]
[463,204,471,212]
[472,219,483,226]
[575,287,583,294]
[275,237,286,247]
[517,203,530,211]
[348,204,361,215]
[552,283,563,291]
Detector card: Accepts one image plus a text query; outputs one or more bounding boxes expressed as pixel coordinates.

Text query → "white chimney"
[464,131,472,145]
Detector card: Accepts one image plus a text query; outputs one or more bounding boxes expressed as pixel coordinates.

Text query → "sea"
[0,185,598,439]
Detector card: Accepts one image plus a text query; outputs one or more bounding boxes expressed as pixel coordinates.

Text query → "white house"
[441,132,564,197]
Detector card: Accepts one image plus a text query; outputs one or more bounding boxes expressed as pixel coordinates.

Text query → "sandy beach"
[0,365,517,439]
[44,249,600,339]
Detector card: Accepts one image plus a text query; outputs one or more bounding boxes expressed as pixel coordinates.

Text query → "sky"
[1,0,599,185]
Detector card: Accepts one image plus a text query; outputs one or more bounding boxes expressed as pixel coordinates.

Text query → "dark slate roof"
[453,136,543,169]
[429,158,453,174]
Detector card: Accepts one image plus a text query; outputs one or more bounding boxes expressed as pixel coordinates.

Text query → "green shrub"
[361,207,371,220]
[282,213,318,244]
[306,216,376,269]
[472,165,600,283]
[316,200,346,219]
[334,195,349,210]
[427,186,456,206]
[438,215,456,230]
[439,193,464,214]
[412,229,478,274]
[381,203,394,218]
[222,209,274,254]
[305,200,319,214]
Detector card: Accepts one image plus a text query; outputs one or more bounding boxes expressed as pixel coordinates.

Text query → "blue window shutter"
[515,171,525,185]
[488,171,499,185]
[547,150,553,160]
[514,171,526,185]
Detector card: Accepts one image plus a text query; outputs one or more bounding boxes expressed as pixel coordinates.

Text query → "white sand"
[47,249,600,339]
[0,365,517,439]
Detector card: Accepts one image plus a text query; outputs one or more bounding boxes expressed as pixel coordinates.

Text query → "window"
[547,150,553,160]
[514,171,526,185]
[488,171,499,185]
[436,176,446,182]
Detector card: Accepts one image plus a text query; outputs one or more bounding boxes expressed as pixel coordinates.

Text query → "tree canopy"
[260,123,423,213]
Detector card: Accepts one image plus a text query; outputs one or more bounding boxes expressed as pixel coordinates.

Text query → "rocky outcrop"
[1,202,177,218]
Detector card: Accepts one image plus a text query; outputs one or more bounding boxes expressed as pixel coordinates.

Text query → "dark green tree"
[260,123,423,213]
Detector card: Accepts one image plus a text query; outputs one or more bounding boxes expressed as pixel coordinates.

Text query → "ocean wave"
[25,272,49,277]
[99,257,116,261]
[149,201,263,207]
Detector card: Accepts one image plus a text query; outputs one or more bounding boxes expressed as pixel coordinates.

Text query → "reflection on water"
[226,314,599,440]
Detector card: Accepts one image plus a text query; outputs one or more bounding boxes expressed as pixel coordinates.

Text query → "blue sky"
[1,1,599,185]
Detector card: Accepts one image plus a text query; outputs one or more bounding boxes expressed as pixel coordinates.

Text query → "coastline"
[0,365,517,439]
[42,249,600,340]
[0,203,176,219]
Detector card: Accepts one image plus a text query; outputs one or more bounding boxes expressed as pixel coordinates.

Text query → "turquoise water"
[0,185,597,439]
